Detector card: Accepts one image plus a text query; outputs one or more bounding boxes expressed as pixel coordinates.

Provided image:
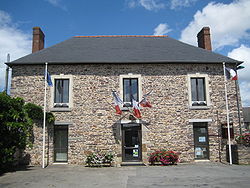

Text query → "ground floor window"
[193,123,209,159]
[54,125,68,162]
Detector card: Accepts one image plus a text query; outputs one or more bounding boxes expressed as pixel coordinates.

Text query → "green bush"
[0,92,54,170]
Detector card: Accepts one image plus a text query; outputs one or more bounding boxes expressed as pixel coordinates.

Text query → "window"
[123,78,138,103]
[191,78,206,106]
[120,74,142,107]
[54,79,69,106]
[51,75,73,110]
[187,74,210,108]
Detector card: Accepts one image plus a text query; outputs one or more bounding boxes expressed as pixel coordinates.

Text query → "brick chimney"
[32,27,45,53]
[197,27,212,51]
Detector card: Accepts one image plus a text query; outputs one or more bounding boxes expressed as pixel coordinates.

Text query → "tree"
[0,92,54,170]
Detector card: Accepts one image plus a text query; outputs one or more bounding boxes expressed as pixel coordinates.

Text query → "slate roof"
[8,36,242,65]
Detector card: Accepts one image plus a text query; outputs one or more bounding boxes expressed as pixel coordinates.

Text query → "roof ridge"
[74,35,168,38]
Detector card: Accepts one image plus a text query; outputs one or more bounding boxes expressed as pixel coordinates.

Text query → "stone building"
[7,27,244,166]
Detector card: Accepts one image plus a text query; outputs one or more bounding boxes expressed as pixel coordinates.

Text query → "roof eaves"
[6,60,243,66]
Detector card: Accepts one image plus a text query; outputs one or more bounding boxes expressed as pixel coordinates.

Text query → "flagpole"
[223,62,232,165]
[42,62,48,168]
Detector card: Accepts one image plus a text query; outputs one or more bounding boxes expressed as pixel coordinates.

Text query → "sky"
[0,0,250,106]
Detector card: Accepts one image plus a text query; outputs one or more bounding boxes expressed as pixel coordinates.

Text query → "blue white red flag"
[132,98,141,118]
[112,91,123,115]
[225,67,237,80]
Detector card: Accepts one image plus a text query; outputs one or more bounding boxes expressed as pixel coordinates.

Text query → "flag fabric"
[140,97,152,108]
[46,72,53,86]
[225,67,237,80]
[139,91,152,108]
[112,91,123,115]
[132,98,141,118]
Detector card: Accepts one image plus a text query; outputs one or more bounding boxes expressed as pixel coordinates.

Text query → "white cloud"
[45,0,67,11]
[0,10,31,91]
[228,45,250,107]
[127,0,165,11]
[153,23,171,35]
[180,0,250,50]
[170,0,197,10]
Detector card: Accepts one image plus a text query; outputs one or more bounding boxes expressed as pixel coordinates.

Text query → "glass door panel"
[54,126,68,162]
[122,125,141,162]
[193,123,209,159]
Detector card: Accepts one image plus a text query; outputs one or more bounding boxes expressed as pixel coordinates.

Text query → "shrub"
[0,92,55,171]
[149,150,179,165]
[235,133,250,147]
[86,152,114,167]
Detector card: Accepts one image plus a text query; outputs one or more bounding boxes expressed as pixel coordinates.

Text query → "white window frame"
[187,73,211,109]
[50,74,73,111]
[119,74,142,107]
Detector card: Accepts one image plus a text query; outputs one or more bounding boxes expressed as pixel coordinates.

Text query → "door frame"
[121,124,142,162]
[54,125,68,163]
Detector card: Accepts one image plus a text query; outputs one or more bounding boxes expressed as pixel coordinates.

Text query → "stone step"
[121,162,146,166]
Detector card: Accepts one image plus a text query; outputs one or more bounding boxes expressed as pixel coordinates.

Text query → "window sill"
[189,106,210,110]
[50,108,72,112]
[121,107,132,111]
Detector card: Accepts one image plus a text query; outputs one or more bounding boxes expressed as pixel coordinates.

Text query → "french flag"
[112,91,123,115]
[132,99,141,118]
[140,98,152,108]
[225,67,238,80]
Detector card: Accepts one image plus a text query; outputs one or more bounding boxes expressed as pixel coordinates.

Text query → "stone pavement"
[0,162,250,188]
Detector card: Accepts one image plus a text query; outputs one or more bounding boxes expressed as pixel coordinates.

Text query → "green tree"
[0,92,54,170]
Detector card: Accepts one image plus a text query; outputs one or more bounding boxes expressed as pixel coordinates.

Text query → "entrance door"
[122,124,142,162]
[193,123,209,159]
[54,125,68,162]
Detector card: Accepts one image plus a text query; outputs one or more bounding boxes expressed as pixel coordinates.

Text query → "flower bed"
[236,133,250,147]
[85,152,114,167]
[149,150,179,165]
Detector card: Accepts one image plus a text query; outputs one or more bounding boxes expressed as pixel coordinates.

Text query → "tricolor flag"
[225,67,237,80]
[112,91,123,115]
[46,72,53,87]
[140,97,152,108]
[132,98,141,118]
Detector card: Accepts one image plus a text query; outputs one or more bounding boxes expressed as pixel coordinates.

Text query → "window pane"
[123,79,130,102]
[131,79,138,101]
[54,79,62,103]
[54,79,69,103]
[191,78,197,101]
[197,78,205,101]
[62,80,69,103]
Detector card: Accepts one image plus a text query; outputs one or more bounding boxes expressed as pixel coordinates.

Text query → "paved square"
[0,162,250,188]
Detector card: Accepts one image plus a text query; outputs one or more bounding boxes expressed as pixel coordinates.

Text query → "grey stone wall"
[10,63,243,165]
[238,145,250,164]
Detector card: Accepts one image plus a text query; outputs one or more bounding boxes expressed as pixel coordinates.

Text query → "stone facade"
[10,63,243,166]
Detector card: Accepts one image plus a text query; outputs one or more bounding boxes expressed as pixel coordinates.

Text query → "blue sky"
[0,0,250,106]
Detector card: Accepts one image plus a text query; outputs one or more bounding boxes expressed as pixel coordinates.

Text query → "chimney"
[32,27,45,53]
[197,27,212,51]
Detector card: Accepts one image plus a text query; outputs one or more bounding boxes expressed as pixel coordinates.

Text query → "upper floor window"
[54,79,69,107]
[188,73,210,108]
[123,78,139,103]
[51,75,73,110]
[191,78,206,106]
[120,74,142,107]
